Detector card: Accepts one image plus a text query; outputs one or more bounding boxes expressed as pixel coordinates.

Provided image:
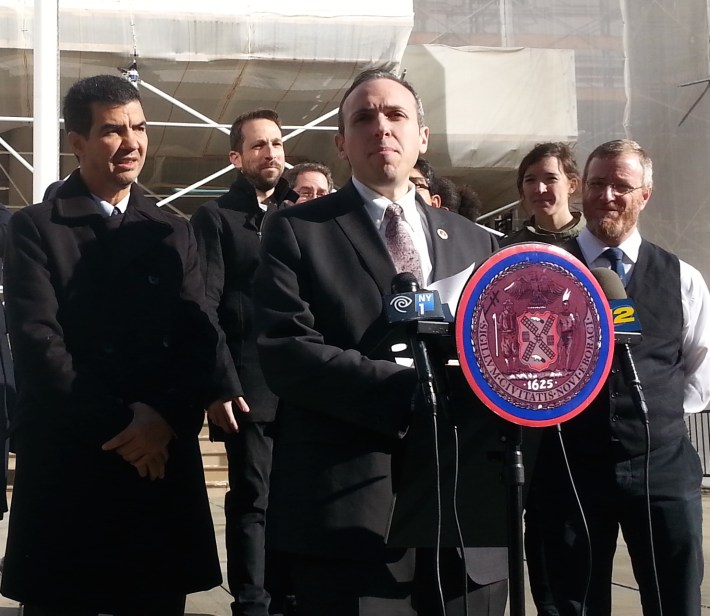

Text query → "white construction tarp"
[403,44,577,170]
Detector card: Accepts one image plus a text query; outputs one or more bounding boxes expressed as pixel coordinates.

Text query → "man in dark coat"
[0,201,16,518]
[254,69,508,616]
[0,74,221,615]
[190,109,297,616]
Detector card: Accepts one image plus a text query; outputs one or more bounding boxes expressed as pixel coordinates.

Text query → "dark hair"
[62,74,141,137]
[337,68,425,134]
[457,184,482,222]
[583,139,653,189]
[414,158,435,187]
[230,109,281,152]
[516,142,579,197]
[283,162,334,192]
[430,175,459,211]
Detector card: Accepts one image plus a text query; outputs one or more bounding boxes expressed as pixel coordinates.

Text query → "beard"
[585,197,643,244]
[587,211,638,244]
[240,164,282,193]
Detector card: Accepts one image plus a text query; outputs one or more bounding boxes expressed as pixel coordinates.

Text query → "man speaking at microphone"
[253,69,504,615]
[528,139,710,615]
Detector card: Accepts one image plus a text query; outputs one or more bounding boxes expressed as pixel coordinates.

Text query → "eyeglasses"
[296,189,329,199]
[584,180,643,197]
[410,179,430,192]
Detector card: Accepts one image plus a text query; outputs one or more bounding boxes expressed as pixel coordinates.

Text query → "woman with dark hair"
[500,142,584,247]
[500,143,584,616]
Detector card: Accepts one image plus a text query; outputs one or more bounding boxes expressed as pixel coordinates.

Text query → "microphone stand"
[406,319,449,615]
[406,320,528,616]
[504,423,526,616]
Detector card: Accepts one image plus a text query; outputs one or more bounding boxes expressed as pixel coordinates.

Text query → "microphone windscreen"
[391,272,419,293]
[590,267,627,300]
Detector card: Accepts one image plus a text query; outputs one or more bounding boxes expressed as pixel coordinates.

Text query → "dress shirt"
[576,227,710,413]
[352,177,433,286]
[92,193,129,218]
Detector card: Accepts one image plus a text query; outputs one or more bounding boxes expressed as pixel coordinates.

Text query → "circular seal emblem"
[455,243,614,427]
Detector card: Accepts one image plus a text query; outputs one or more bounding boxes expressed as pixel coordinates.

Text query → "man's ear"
[335,133,348,161]
[229,150,242,169]
[431,194,442,208]
[67,131,85,160]
[419,126,430,154]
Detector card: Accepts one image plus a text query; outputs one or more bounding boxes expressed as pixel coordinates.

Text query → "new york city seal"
[455,243,614,427]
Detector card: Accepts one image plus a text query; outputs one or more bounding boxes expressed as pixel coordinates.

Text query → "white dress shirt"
[577,227,710,413]
[92,193,129,217]
[352,177,434,287]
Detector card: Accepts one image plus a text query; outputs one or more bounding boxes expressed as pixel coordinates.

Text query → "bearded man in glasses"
[527,139,710,616]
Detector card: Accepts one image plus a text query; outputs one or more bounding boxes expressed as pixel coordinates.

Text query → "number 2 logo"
[613,306,635,324]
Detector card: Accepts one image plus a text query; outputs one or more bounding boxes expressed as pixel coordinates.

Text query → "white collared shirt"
[92,193,130,218]
[352,177,433,286]
[577,227,710,413]
[576,227,642,285]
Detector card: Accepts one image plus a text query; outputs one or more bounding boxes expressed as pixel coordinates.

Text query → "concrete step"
[199,419,229,487]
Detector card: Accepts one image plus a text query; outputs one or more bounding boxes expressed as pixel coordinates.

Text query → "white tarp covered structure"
[0,0,579,214]
[0,0,709,281]
[402,44,577,208]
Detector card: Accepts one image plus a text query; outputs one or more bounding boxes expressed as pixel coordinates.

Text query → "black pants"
[225,421,274,616]
[524,503,561,616]
[287,548,508,616]
[530,435,703,616]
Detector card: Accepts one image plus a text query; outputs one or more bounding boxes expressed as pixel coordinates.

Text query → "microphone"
[590,268,642,345]
[383,272,448,324]
[590,268,649,424]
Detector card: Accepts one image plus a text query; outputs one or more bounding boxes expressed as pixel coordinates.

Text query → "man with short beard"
[191,109,297,616]
[527,139,710,616]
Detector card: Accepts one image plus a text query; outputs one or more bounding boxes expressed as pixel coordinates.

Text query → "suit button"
[103,343,115,354]
[611,415,619,422]
[148,274,161,285]
[162,335,171,348]
[610,391,618,398]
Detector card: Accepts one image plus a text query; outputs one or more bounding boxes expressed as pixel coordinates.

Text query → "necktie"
[384,203,423,285]
[111,206,121,217]
[602,247,625,283]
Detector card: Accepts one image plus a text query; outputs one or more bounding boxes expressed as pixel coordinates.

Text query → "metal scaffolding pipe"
[33,0,60,202]
[0,136,34,173]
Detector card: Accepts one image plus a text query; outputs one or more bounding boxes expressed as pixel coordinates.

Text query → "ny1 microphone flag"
[455,243,614,427]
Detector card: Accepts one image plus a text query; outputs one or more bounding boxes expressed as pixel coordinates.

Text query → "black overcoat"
[0,171,222,611]
[190,173,297,423]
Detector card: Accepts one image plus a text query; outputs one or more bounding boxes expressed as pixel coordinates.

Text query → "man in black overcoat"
[191,109,297,616]
[0,74,221,615]
[0,201,16,518]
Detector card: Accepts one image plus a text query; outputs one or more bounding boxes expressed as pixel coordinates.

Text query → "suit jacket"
[191,173,298,424]
[0,170,221,611]
[254,180,508,584]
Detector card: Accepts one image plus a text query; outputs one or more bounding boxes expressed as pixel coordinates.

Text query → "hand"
[206,397,250,433]
[102,402,174,480]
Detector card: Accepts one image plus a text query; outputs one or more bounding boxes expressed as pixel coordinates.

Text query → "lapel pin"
[437,228,449,240]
